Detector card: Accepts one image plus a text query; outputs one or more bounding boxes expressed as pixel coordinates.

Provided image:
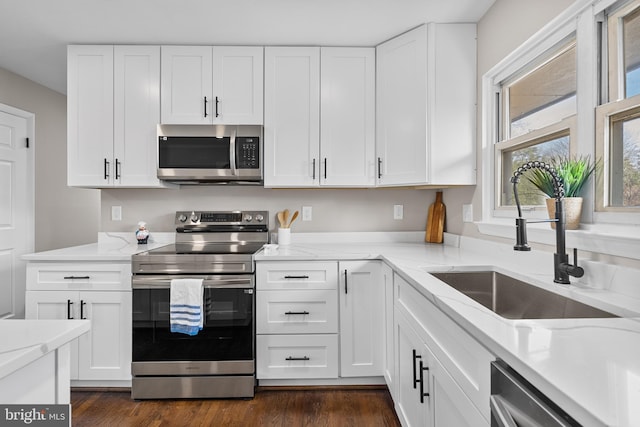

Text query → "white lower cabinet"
[339,261,384,377]
[24,262,132,383]
[256,334,339,379]
[394,272,492,426]
[381,262,396,396]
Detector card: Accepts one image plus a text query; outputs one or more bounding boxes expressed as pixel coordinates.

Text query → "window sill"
[476,219,640,260]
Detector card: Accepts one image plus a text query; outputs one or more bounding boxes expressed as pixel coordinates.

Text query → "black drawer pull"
[412,349,422,389]
[67,299,73,320]
[419,361,430,403]
[283,275,310,279]
[64,276,90,280]
[286,356,310,361]
[80,300,86,320]
[285,311,310,315]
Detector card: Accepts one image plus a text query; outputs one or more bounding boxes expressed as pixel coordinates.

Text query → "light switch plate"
[302,206,312,221]
[393,204,403,220]
[111,206,122,221]
[463,204,473,223]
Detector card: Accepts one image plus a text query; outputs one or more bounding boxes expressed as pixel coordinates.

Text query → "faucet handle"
[571,248,585,278]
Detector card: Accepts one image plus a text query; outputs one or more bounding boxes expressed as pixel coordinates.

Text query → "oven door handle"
[132,276,254,289]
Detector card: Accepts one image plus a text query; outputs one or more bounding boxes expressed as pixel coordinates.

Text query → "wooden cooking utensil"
[288,210,299,228]
[425,191,445,243]
[277,211,285,228]
[283,209,290,228]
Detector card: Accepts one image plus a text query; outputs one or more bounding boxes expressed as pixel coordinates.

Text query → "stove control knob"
[190,212,199,223]
[255,214,264,222]
[244,214,253,222]
[178,214,188,223]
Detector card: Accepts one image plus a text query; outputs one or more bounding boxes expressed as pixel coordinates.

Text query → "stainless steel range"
[131,210,268,399]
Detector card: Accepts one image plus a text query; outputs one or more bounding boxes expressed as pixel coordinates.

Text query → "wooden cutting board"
[426,191,445,243]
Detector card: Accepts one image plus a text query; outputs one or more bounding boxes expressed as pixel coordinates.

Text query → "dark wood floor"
[71,387,401,427]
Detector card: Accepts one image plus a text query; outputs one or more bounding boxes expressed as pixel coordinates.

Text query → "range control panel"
[175,210,268,226]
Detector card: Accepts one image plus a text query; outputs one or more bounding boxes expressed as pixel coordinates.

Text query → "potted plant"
[525,155,597,229]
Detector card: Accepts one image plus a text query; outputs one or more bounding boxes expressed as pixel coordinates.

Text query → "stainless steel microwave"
[157,133,262,184]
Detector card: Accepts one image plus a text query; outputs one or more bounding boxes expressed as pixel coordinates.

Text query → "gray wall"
[0,68,100,251]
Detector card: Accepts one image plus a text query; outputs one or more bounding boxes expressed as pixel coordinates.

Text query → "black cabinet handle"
[215,96,220,117]
[419,360,430,403]
[284,275,310,279]
[115,159,121,180]
[104,158,109,180]
[286,356,310,361]
[204,96,208,117]
[312,158,316,180]
[344,269,348,294]
[412,349,422,389]
[64,276,90,280]
[324,158,327,179]
[67,299,74,320]
[80,300,86,320]
[285,311,310,315]
[378,157,383,179]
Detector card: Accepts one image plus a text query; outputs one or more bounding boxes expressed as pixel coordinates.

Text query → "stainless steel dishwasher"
[490,359,582,427]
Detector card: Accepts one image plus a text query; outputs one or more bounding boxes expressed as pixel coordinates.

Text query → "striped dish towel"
[169,278,204,336]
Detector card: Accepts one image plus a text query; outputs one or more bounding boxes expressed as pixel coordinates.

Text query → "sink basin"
[430,270,618,320]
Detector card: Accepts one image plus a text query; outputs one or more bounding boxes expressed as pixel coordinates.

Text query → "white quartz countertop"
[256,239,640,427]
[22,232,640,426]
[0,320,90,380]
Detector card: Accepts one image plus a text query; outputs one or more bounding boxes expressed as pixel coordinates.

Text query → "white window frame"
[479,0,640,260]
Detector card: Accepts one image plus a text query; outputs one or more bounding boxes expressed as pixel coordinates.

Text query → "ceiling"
[0,0,495,95]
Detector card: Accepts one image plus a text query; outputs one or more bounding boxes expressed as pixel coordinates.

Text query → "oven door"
[131,275,254,376]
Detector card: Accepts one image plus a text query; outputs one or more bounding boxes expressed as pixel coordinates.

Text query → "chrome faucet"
[510,161,584,284]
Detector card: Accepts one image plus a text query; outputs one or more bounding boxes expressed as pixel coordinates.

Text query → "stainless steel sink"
[430,270,618,320]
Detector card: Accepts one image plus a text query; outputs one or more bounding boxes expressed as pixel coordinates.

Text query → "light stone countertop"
[22,231,640,426]
[0,320,90,380]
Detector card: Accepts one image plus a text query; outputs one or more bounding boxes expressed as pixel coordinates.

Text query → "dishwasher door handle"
[490,395,518,427]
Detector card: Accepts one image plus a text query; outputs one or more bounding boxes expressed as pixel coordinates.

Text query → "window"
[597,0,640,212]
[495,40,576,211]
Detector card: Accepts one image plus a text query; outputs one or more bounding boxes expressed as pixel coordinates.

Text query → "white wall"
[0,67,100,251]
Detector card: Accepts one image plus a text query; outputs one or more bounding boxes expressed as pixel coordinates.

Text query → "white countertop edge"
[0,320,90,380]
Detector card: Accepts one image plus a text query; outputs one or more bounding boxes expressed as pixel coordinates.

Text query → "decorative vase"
[545,197,583,230]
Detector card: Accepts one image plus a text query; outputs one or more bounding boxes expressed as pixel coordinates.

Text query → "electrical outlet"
[302,206,312,221]
[111,206,122,221]
[393,204,403,220]
[462,204,473,223]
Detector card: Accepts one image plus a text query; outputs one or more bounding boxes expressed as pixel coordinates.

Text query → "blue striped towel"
[170,278,204,336]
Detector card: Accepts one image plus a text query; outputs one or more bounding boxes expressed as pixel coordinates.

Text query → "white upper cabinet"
[376,23,477,186]
[160,46,263,125]
[67,45,165,188]
[264,47,375,188]
[320,48,376,187]
[264,47,320,187]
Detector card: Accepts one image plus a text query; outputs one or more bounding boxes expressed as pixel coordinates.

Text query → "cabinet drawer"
[256,262,337,290]
[257,289,338,334]
[27,263,131,291]
[394,273,493,421]
[256,334,338,379]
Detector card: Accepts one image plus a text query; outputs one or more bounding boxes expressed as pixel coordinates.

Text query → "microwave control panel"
[236,137,260,169]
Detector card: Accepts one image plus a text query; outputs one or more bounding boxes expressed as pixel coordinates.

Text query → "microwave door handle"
[230,133,237,176]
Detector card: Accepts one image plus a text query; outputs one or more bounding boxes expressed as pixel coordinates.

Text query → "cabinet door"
[395,311,431,427]
[424,345,488,427]
[160,46,212,124]
[376,25,428,186]
[114,45,162,187]
[381,263,395,396]
[339,261,384,377]
[264,47,320,187]
[67,45,114,187]
[77,291,132,380]
[25,291,80,379]
[320,48,375,187]
[212,46,264,125]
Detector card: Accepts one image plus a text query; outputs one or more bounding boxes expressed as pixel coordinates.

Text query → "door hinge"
[25,137,29,148]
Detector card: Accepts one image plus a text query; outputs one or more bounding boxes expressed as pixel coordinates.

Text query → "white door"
[77,291,131,380]
[212,46,264,125]
[25,291,80,378]
[264,47,320,187]
[339,261,384,377]
[320,47,376,187]
[0,108,32,318]
[160,46,212,124]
